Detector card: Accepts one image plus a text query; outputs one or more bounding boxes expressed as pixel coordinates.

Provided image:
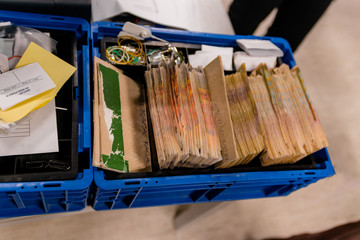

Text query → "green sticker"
[101,153,129,172]
[99,64,128,173]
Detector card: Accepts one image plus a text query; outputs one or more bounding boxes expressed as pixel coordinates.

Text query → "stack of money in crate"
[145,58,327,169]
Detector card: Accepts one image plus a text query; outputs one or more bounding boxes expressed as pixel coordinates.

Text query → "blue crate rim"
[91,21,334,191]
[0,10,93,192]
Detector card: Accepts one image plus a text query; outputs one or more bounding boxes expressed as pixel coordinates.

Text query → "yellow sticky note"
[0,42,76,123]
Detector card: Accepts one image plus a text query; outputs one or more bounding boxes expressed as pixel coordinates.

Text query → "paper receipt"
[0,62,56,111]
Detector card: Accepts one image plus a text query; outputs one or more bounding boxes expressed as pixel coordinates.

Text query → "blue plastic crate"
[91,22,335,211]
[0,10,92,217]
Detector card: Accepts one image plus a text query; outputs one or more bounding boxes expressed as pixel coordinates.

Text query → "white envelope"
[0,62,56,111]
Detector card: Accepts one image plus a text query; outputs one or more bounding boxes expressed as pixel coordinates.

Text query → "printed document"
[0,99,59,156]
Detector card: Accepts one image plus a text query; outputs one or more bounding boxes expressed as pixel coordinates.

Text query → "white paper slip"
[233,51,277,71]
[189,52,218,69]
[0,62,56,111]
[236,39,284,57]
[201,45,234,54]
[0,99,59,156]
[0,21,11,27]
[201,45,233,70]
[189,45,234,71]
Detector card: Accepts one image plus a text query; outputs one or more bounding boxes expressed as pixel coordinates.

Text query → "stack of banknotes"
[221,63,328,167]
[145,56,327,169]
[145,59,222,169]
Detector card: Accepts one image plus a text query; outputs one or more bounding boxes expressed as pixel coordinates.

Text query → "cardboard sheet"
[93,57,151,173]
[204,56,239,162]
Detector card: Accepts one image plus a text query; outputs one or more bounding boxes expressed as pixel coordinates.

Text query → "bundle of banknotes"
[145,55,327,169]
[220,63,328,167]
[145,59,222,170]
[216,64,264,168]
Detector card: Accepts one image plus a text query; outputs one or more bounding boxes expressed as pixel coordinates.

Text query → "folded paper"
[0,42,76,123]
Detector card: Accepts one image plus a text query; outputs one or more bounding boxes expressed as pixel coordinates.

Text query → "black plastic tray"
[0,29,79,182]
